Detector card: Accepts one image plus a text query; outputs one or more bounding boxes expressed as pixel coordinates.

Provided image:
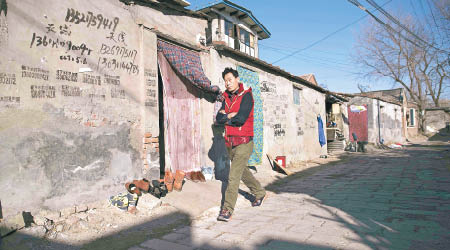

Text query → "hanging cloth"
[157,40,221,99]
[158,52,202,173]
[317,115,326,147]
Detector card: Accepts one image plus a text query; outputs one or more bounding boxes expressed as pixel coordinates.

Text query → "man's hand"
[219,110,226,114]
[227,112,237,119]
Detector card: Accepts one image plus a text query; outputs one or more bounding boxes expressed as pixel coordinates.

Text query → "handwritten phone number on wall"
[65,8,119,32]
[60,55,88,64]
[97,57,139,75]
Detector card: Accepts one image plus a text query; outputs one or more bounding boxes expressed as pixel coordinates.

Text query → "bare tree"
[353,3,449,131]
[357,83,371,93]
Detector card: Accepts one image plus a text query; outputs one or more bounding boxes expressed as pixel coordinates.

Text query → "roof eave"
[212,42,327,93]
[197,1,271,39]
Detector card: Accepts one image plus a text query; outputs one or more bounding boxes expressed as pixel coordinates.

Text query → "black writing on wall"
[111,87,125,99]
[0,96,20,108]
[61,85,81,97]
[56,70,78,82]
[60,55,87,64]
[46,23,72,36]
[297,127,304,136]
[97,57,139,75]
[0,73,15,84]
[107,31,127,46]
[82,74,101,85]
[273,123,286,137]
[145,69,157,87]
[31,85,55,98]
[98,29,139,75]
[146,89,156,98]
[104,74,120,85]
[145,69,157,78]
[144,68,157,108]
[65,8,119,32]
[99,43,137,63]
[260,81,277,94]
[22,66,49,81]
[88,93,105,100]
[145,100,157,107]
[30,33,93,56]
[146,79,156,87]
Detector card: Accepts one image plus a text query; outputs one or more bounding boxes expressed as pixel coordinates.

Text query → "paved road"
[129,142,450,250]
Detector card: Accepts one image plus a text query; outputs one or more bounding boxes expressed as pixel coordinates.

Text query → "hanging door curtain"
[237,66,263,166]
[158,39,219,173]
[158,52,202,173]
[157,40,221,97]
[348,104,369,142]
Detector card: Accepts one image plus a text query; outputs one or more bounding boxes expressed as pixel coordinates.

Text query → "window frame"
[407,108,415,127]
[293,86,301,105]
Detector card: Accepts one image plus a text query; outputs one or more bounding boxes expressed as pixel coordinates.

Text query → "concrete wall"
[0,0,328,216]
[349,97,403,144]
[378,100,404,144]
[0,0,162,216]
[204,49,327,165]
[134,4,207,45]
[340,103,350,140]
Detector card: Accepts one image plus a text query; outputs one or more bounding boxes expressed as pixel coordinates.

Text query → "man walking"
[216,67,266,222]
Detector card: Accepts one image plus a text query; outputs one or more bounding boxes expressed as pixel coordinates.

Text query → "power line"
[260,41,349,56]
[260,45,360,74]
[355,0,449,53]
[271,0,392,65]
[348,0,428,50]
[259,43,354,66]
[365,0,437,49]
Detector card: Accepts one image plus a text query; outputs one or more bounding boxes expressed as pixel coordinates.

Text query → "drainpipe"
[377,99,383,144]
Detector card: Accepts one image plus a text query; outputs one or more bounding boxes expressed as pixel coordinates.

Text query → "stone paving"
[129,142,450,250]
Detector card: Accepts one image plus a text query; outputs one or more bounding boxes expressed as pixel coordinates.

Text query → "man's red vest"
[223,83,254,139]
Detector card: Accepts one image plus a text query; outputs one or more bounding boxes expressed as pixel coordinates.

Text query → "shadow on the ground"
[264,143,450,250]
[1,210,340,250]
[427,127,450,142]
[2,144,449,250]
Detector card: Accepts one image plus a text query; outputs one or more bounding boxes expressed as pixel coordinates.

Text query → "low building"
[0,0,328,215]
[339,91,405,145]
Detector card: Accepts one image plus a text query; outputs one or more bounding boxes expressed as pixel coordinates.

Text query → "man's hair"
[222,67,238,79]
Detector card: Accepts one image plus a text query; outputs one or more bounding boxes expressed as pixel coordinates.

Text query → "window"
[223,19,235,49]
[293,86,301,105]
[407,108,415,127]
[238,28,256,57]
[224,19,233,37]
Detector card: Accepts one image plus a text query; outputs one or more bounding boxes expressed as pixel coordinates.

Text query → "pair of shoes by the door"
[187,171,206,183]
[166,170,185,192]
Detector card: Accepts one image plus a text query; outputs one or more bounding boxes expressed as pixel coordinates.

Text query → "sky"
[186,0,435,94]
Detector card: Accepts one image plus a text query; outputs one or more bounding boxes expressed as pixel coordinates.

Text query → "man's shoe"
[252,195,266,207]
[217,209,232,222]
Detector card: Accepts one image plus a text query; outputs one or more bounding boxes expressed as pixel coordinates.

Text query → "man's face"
[224,72,239,93]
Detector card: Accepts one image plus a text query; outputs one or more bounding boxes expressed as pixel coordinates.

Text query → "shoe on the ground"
[252,194,266,207]
[217,209,232,222]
